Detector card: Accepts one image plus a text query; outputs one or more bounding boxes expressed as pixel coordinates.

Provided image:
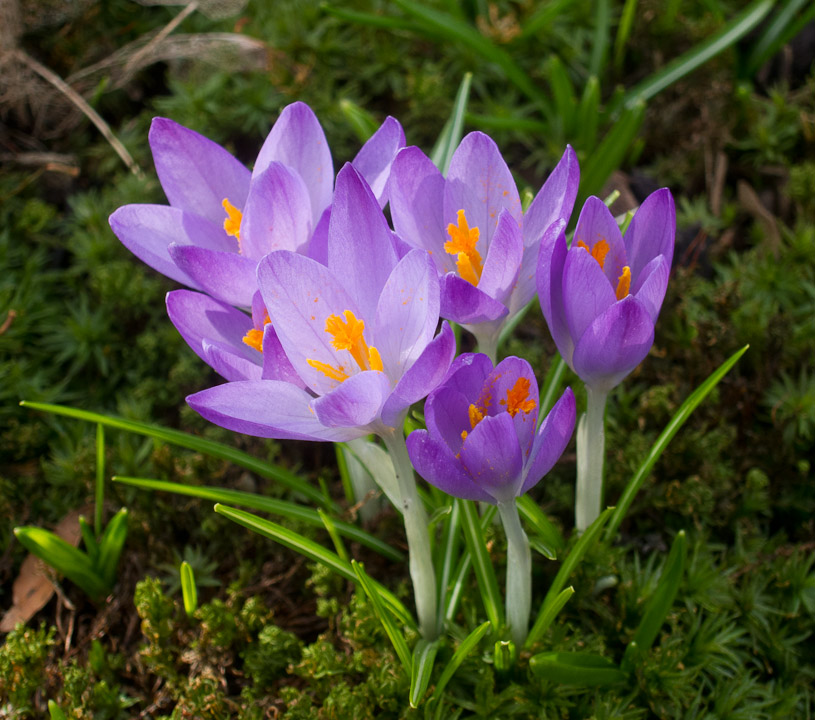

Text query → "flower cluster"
[111,102,675,644]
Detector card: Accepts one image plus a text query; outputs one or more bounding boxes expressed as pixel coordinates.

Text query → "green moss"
[0,623,55,717]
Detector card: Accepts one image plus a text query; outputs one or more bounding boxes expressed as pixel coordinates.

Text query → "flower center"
[306,310,383,382]
[445,209,483,286]
[500,377,537,416]
[222,198,243,253]
[577,238,631,302]
[242,312,271,353]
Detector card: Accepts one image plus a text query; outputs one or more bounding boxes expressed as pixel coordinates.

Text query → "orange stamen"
[222,198,243,253]
[307,310,383,382]
[615,266,631,301]
[242,311,271,353]
[576,238,610,271]
[306,359,349,382]
[445,209,483,286]
[501,377,537,417]
[468,403,485,429]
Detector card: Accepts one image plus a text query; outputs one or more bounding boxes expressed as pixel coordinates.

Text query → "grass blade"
[525,586,574,646]
[436,499,461,623]
[352,560,413,674]
[445,504,496,623]
[458,499,503,630]
[604,344,749,540]
[623,0,774,107]
[96,508,128,588]
[743,0,815,77]
[430,72,473,174]
[589,0,611,79]
[409,638,441,707]
[430,621,491,707]
[529,652,627,685]
[538,354,568,418]
[20,401,335,511]
[339,98,380,143]
[621,530,687,670]
[521,0,584,38]
[95,423,104,536]
[545,56,577,138]
[214,504,415,629]
[614,0,639,72]
[14,526,107,600]
[318,508,349,563]
[576,76,601,153]
[517,496,564,559]
[78,515,99,565]
[113,476,403,562]
[180,560,198,617]
[320,4,425,33]
[526,507,613,649]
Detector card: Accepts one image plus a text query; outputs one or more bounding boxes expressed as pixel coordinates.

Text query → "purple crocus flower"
[536,190,675,393]
[185,163,456,442]
[389,133,579,360]
[110,102,405,309]
[407,353,575,504]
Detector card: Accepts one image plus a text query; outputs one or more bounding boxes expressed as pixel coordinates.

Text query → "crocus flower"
[406,353,576,504]
[110,102,405,309]
[389,133,578,360]
[186,163,456,442]
[536,190,676,393]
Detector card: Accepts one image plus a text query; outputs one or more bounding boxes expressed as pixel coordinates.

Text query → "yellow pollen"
[445,209,483,286]
[468,403,485,429]
[306,359,349,382]
[222,198,243,253]
[307,310,383,382]
[616,266,631,301]
[461,430,468,441]
[242,312,271,353]
[501,377,537,417]
[577,238,610,271]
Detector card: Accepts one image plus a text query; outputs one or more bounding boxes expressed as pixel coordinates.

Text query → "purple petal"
[459,413,524,503]
[407,430,494,503]
[436,352,493,400]
[240,162,313,260]
[166,289,258,372]
[110,204,232,287]
[521,387,575,494]
[168,244,257,307]
[573,196,627,286]
[254,102,334,227]
[536,220,572,362]
[478,209,523,305]
[374,249,439,378]
[257,250,359,395]
[261,325,306,388]
[352,116,406,208]
[380,321,456,428]
[202,340,263,382]
[483,356,539,456]
[188,380,364,441]
[440,274,508,325]
[444,132,522,247]
[507,241,542,319]
[389,147,448,265]
[424,387,472,455]
[572,297,655,392]
[149,117,250,225]
[562,243,617,351]
[311,370,391,429]
[624,188,676,281]
[305,207,331,265]
[632,254,670,323]
[328,164,398,319]
[523,145,579,247]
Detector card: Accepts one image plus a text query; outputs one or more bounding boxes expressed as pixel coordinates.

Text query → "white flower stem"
[575,386,608,532]
[380,428,439,639]
[497,499,531,648]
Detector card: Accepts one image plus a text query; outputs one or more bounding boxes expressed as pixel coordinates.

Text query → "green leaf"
[320,3,425,33]
[545,56,577,138]
[14,526,107,601]
[20,401,335,511]
[576,76,601,153]
[526,507,613,649]
[538,354,567,418]
[318,508,349,563]
[214,504,415,629]
[466,113,549,135]
[529,652,627,685]
[77,515,98,565]
[517,495,564,559]
[624,0,774,107]
[604,345,749,540]
[113,475,402,562]
[521,0,585,38]
[338,98,381,143]
[524,586,574,646]
[391,0,549,111]
[614,0,639,71]
[409,638,440,707]
[458,499,503,629]
[96,508,128,588]
[429,621,491,706]
[352,560,413,674]
[436,500,461,620]
[621,530,687,670]
[48,700,68,720]
[589,0,611,79]
[95,423,104,536]
[180,560,198,617]
[743,0,815,77]
[445,504,496,622]
[430,73,473,174]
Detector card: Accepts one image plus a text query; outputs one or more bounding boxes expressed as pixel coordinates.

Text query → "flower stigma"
[501,377,537,417]
[445,209,483,286]
[615,266,631,300]
[307,310,383,382]
[576,238,610,270]
[222,198,243,253]
[242,312,271,353]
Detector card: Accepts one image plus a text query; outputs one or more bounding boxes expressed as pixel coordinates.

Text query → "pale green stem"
[575,386,609,532]
[497,499,531,648]
[476,333,499,366]
[380,428,439,639]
